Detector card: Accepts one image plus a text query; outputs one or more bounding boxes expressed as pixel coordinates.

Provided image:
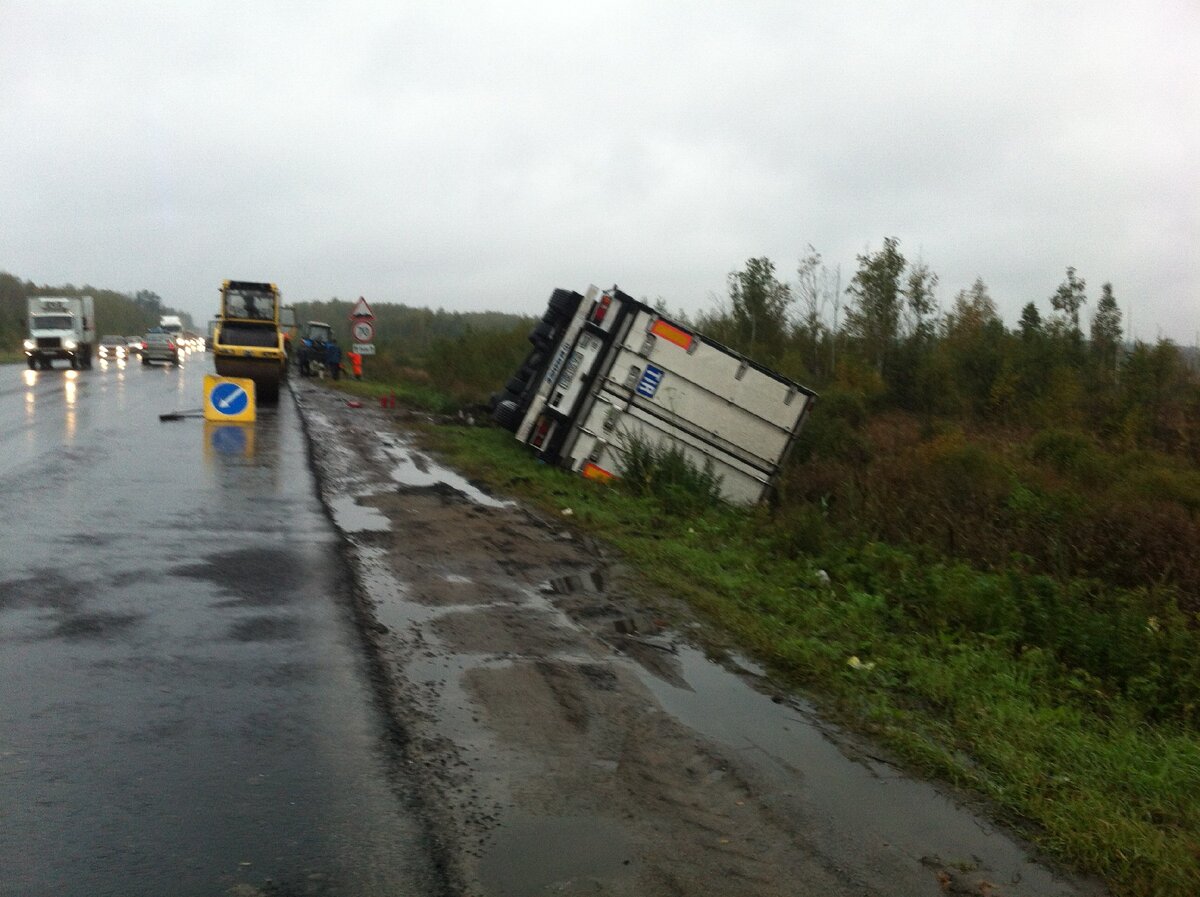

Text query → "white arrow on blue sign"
[210,382,249,416]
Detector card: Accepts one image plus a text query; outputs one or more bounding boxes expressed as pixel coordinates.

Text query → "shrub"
[613,431,724,514]
[1028,428,1109,485]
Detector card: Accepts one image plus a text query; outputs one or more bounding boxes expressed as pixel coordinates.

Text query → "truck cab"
[25,296,96,370]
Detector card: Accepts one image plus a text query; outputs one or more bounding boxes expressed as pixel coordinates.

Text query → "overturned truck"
[493,286,816,505]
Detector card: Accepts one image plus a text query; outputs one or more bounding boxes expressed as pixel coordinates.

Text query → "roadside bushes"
[830,542,1200,727]
[614,432,724,515]
[791,411,1200,602]
[775,410,1200,727]
[423,322,534,405]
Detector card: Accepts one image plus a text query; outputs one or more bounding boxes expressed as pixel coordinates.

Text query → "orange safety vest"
[348,352,363,376]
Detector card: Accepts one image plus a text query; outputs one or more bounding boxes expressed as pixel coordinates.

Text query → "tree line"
[690,239,1199,462]
[0,271,193,349]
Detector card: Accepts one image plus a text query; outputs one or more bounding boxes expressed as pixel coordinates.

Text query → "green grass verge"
[417,421,1200,897]
[317,376,461,414]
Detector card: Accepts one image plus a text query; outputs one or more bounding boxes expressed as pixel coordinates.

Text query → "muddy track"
[290,380,1107,897]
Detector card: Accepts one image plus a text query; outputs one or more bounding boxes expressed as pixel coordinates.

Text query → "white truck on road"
[24,296,96,370]
[494,286,816,505]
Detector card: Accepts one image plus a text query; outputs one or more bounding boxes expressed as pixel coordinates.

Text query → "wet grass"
[318,376,461,414]
[418,422,1200,897]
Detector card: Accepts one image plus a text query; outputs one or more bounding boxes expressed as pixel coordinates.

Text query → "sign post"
[349,296,376,359]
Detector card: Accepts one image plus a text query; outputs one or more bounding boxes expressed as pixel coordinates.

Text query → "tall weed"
[614,431,724,514]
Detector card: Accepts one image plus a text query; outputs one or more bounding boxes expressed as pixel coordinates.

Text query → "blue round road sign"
[211,382,249,416]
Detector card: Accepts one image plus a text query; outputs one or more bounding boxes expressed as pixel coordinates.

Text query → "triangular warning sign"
[349,296,374,319]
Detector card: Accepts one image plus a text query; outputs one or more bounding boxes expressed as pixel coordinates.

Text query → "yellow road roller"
[212,280,288,403]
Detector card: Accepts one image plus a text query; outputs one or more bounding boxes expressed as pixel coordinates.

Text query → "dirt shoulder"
[291,380,1106,897]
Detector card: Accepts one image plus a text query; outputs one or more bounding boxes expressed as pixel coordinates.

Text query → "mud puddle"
[479,815,635,897]
[376,431,512,508]
[628,643,1095,896]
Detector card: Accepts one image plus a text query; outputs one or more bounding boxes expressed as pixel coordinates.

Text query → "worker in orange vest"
[348,350,363,380]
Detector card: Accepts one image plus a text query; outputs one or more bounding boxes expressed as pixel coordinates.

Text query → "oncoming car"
[97,335,128,361]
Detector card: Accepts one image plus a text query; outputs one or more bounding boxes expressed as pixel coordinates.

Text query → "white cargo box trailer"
[503,286,816,505]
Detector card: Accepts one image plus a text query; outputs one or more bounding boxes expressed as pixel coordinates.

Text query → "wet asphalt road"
[0,357,440,896]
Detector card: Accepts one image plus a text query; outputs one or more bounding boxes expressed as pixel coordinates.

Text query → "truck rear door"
[561,309,815,504]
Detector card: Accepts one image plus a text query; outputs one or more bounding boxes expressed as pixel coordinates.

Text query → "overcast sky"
[3,2,1197,342]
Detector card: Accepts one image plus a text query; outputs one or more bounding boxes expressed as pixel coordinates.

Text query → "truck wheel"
[26,357,36,370]
[142,355,150,366]
[70,355,78,370]
[528,321,555,347]
[547,289,579,316]
[493,399,522,432]
[505,374,529,395]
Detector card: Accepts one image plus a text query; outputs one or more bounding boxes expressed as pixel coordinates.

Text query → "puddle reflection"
[204,422,256,460]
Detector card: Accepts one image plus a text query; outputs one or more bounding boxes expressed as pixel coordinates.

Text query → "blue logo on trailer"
[636,364,664,398]
[210,381,249,416]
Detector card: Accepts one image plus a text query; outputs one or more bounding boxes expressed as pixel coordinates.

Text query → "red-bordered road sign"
[351,319,375,343]
[349,296,374,320]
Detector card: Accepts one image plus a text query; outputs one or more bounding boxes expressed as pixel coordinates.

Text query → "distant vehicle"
[125,335,143,355]
[24,296,96,370]
[97,335,128,361]
[176,330,202,351]
[159,315,184,340]
[141,330,183,366]
[296,321,333,377]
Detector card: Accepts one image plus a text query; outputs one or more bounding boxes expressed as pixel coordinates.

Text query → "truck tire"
[505,374,529,395]
[493,399,522,432]
[528,321,555,347]
[81,347,93,369]
[26,356,35,370]
[142,355,150,366]
[547,289,578,316]
[70,354,78,370]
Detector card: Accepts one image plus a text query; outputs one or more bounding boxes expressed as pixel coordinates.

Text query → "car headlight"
[64,339,78,350]
[23,339,35,350]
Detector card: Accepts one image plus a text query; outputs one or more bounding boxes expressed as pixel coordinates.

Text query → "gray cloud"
[2,1,1196,341]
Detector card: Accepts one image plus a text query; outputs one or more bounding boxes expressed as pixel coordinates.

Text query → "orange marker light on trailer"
[649,319,693,350]
[582,461,615,482]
